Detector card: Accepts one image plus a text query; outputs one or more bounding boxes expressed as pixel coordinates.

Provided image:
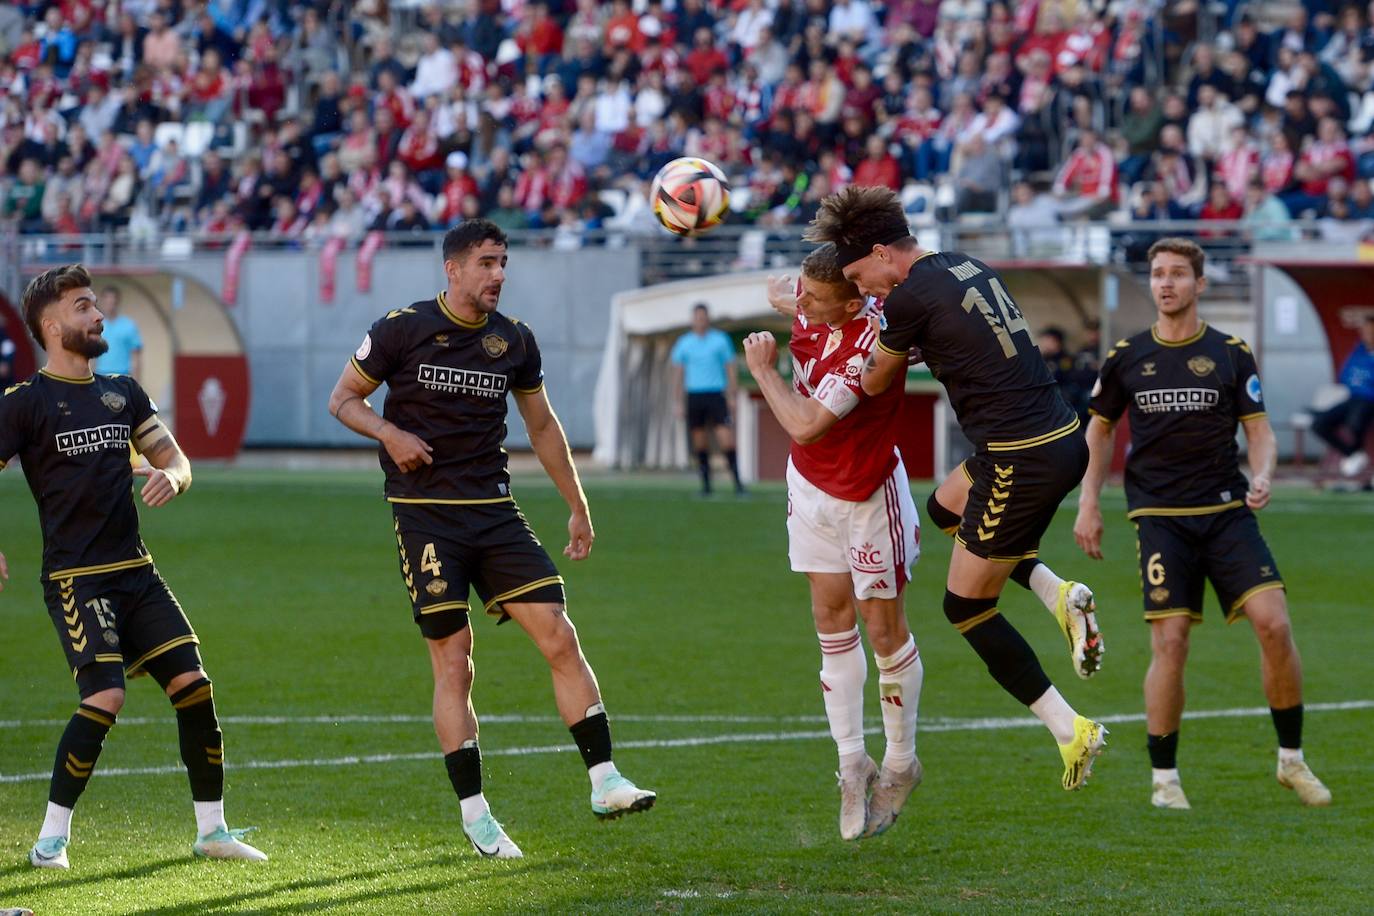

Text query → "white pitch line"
[0,701,1369,785]
[0,713,833,729]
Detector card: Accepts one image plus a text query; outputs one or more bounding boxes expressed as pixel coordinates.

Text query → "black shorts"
[956,427,1088,562]
[686,392,730,430]
[1134,508,1284,624]
[392,500,565,640]
[44,562,201,698]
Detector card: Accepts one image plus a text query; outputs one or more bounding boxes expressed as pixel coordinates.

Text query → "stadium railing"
[2,219,1327,298]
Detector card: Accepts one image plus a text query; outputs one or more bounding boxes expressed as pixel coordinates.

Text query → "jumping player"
[806,186,1109,791]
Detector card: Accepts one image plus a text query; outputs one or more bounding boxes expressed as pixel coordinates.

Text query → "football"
[649,157,731,236]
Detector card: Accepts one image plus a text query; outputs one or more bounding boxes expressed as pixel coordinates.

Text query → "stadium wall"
[72,243,641,450]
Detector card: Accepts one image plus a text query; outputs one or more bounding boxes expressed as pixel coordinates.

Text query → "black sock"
[724,449,743,489]
[1147,731,1180,769]
[943,591,1052,706]
[171,679,223,802]
[696,450,711,492]
[1009,558,1045,591]
[445,741,483,799]
[1270,704,1303,749]
[569,712,613,769]
[49,704,115,808]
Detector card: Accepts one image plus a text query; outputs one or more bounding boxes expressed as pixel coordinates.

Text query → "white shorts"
[786,453,921,600]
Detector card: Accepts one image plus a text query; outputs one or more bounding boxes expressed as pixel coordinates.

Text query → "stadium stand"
[2,0,1373,244]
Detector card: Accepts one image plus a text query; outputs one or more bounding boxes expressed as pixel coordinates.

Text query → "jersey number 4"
[961,278,1029,359]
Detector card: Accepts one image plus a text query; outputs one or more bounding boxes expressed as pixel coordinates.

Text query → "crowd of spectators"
[4,0,1374,245]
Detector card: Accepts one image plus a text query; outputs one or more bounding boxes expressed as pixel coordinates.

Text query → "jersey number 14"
[961,278,1029,359]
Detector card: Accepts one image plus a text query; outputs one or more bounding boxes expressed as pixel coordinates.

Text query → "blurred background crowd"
[1,0,1371,242]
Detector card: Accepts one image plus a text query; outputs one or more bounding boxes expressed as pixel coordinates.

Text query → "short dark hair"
[803,186,912,267]
[22,263,92,349]
[1147,237,1206,279]
[442,219,507,262]
[800,243,862,298]
[1040,326,1066,344]
[692,302,709,315]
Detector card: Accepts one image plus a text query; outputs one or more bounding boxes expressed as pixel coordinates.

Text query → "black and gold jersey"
[0,370,158,580]
[351,291,545,503]
[877,251,1078,451]
[1089,323,1265,517]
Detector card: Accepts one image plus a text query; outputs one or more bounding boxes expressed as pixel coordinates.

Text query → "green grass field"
[0,468,1371,914]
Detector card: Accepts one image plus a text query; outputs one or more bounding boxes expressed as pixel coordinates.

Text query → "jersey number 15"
[961,278,1029,359]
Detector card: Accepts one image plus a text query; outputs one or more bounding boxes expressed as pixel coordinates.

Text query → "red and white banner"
[356,230,384,293]
[320,236,346,304]
[222,230,252,305]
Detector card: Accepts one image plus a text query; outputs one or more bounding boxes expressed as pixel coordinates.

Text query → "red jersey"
[788,306,902,501]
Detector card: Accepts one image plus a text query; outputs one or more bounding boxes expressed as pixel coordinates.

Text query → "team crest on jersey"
[426,578,448,597]
[482,333,509,358]
[102,629,119,647]
[821,328,843,359]
[1149,587,1170,604]
[1187,355,1216,377]
[100,391,126,413]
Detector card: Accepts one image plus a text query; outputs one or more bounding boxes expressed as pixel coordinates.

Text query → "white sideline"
[0,700,1369,785]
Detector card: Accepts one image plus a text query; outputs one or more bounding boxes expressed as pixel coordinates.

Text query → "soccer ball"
[650,157,731,236]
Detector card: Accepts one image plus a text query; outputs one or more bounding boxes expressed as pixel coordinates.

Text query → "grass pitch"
[0,468,1371,914]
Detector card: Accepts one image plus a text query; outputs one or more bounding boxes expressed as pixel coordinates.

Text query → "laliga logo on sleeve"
[1246,374,1262,402]
[356,334,372,360]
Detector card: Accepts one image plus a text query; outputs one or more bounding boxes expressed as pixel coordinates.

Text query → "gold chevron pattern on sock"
[64,752,94,779]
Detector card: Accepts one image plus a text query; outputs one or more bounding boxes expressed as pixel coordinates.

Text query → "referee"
[671,303,745,496]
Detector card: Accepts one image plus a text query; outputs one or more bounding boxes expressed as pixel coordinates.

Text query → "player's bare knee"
[1151,626,1190,663]
[163,667,208,697]
[539,608,584,669]
[434,651,474,691]
[1250,612,1293,649]
[83,687,126,716]
[857,599,907,655]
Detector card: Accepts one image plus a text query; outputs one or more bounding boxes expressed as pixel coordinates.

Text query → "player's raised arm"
[766,274,799,319]
[742,331,842,445]
[861,341,907,397]
[514,386,594,560]
[327,363,433,473]
[131,416,192,507]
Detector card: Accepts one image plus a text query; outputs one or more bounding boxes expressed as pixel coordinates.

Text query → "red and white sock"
[818,625,867,766]
[875,634,922,770]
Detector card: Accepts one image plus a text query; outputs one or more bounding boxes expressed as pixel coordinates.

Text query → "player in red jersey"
[742,244,923,840]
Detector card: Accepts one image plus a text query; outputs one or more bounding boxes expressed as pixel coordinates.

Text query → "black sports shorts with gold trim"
[1133,506,1283,624]
[391,500,565,640]
[956,423,1088,562]
[43,562,201,698]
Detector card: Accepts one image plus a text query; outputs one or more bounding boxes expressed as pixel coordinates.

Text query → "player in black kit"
[1074,238,1331,810]
[0,264,265,869]
[328,220,654,859]
[805,186,1108,792]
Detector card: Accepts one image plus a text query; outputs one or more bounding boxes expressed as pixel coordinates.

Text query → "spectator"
[410,31,456,101]
[0,309,15,385]
[953,134,1003,213]
[3,157,46,231]
[1118,87,1165,186]
[1311,316,1374,477]
[853,135,901,191]
[1053,127,1116,220]
[1187,86,1245,163]
[1007,179,1060,255]
[1243,180,1297,242]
